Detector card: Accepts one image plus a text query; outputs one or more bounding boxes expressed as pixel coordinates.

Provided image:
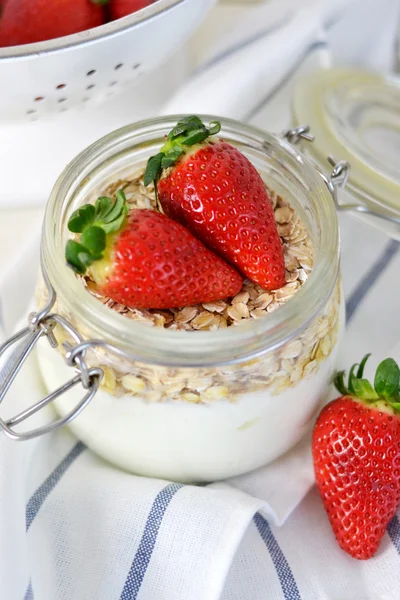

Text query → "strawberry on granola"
[65,190,243,309]
[144,116,286,291]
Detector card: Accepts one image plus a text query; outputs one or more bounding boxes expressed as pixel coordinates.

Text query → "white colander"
[0,0,215,122]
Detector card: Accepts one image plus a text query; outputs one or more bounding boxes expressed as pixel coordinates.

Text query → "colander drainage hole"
[26,109,36,114]
[34,96,44,102]
[109,81,117,87]
[86,84,95,90]
[58,98,67,103]
[56,83,66,90]
[87,69,97,76]
[132,63,140,70]
[114,63,123,70]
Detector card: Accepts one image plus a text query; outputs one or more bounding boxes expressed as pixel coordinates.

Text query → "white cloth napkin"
[1,1,400,598]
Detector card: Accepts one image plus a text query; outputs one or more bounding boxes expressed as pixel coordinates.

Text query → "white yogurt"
[36,337,339,483]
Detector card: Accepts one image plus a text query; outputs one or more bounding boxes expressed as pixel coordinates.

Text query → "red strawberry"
[65,190,243,309]
[144,116,286,291]
[0,0,105,47]
[312,354,400,560]
[110,0,153,20]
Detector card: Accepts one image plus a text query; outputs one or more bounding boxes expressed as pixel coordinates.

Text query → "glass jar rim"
[42,115,339,367]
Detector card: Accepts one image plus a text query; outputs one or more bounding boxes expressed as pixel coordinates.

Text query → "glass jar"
[30,116,343,483]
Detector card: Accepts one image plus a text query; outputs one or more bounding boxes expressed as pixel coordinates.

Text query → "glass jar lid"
[292,68,400,236]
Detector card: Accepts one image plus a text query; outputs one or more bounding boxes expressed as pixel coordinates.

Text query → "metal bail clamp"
[0,267,103,441]
[283,125,400,228]
[282,125,351,202]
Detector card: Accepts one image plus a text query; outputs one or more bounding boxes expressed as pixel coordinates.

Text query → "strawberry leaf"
[167,116,203,140]
[183,115,203,127]
[68,205,95,233]
[352,378,379,400]
[144,152,164,186]
[356,353,371,379]
[102,213,126,235]
[95,196,113,220]
[81,226,106,258]
[147,117,222,185]
[168,124,187,140]
[102,190,126,224]
[66,190,128,276]
[374,358,400,399]
[161,146,184,169]
[182,128,210,146]
[348,363,359,394]
[66,240,94,274]
[208,121,221,135]
[334,370,348,395]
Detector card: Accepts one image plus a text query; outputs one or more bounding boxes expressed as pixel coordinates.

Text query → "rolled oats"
[176,306,198,324]
[250,308,268,319]
[102,366,117,393]
[191,312,215,330]
[202,385,229,402]
[226,305,244,321]
[202,301,226,313]
[251,293,273,309]
[181,392,201,403]
[274,206,292,224]
[277,222,294,237]
[232,291,250,305]
[281,340,303,359]
[121,374,146,394]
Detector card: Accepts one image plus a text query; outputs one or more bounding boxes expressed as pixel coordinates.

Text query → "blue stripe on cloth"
[23,441,86,599]
[387,515,400,554]
[24,580,34,600]
[25,441,86,531]
[120,483,183,600]
[254,513,301,600]
[346,239,399,323]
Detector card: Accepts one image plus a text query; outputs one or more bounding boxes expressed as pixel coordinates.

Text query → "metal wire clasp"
[283,125,400,228]
[282,126,351,199]
[0,269,103,441]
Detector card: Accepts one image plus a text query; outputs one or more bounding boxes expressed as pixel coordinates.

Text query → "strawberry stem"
[143,116,221,187]
[66,190,128,274]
